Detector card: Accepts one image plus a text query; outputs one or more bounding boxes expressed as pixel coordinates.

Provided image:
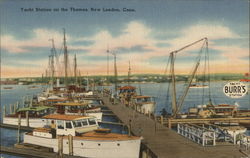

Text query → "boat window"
[73,120,82,128]
[81,119,88,126]
[88,118,96,125]
[57,120,64,129]
[66,121,72,129]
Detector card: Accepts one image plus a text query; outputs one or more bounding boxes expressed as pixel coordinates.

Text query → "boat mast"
[63,28,68,88]
[170,52,177,117]
[78,70,81,87]
[74,54,77,85]
[49,39,55,88]
[113,52,118,95]
[107,46,109,85]
[86,72,89,91]
[128,61,131,86]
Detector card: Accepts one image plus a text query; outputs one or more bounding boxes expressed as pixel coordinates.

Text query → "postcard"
[0,0,249,158]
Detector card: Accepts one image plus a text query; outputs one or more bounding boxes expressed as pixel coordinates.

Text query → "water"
[0,82,249,157]
[1,85,44,158]
[0,84,127,158]
[100,81,249,114]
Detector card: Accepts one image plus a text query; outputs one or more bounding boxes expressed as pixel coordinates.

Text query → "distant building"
[0,80,18,85]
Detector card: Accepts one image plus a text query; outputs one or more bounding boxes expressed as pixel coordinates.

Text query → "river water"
[0,82,249,157]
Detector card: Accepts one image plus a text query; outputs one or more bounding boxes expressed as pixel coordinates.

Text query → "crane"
[169,37,209,118]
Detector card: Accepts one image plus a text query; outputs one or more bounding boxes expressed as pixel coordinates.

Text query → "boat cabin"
[53,102,98,114]
[197,104,238,117]
[118,86,137,105]
[132,95,155,104]
[81,98,104,107]
[41,114,99,137]
[8,106,55,118]
[118,86,136,94]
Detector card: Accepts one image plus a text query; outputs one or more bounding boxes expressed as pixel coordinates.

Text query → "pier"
[1,92,249,158]
[100,93,249,158]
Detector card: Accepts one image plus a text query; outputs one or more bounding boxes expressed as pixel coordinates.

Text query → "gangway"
[177,123,216,146]
[238,134,250,151]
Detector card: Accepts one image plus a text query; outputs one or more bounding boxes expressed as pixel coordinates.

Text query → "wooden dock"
[100,94,248,158]
[163,117,250,129]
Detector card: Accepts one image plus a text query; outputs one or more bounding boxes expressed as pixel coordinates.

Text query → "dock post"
[146,148,149,158]
[16,101,19,110]
[202,133,205,146]
[68,134,73,155]
[26,111,29,127]
[30,98,33,107]
[168,118,172,129]
[3,105,6,118]
[13,103,17,113]
[17,113,21,144]
[9,104,12,114]
[154,117,157,133]
[213,132,216,146]
[58,135,63,158]
[160,116,163,125]
[128,119,132,136]
[233,131,236,145]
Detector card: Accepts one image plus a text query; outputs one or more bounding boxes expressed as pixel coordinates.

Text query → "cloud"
[1,29,64,53]
[1,21,248,77]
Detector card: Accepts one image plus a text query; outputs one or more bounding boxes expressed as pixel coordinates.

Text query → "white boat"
[3,106,55,127]
[132,95,156,114]
[220,126,247,138]
[189,84,209,89]
[23,114,142,158]
[54,102,103,122]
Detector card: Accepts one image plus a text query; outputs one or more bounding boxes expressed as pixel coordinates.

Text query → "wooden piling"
[13,103,17,113]
[160,116,163,125]
[17,114,21,144]
[68,134,73,156]
[30,98,33,107]
[3,105,6,117]
[146,148,149,158]
[154,117,157,133]
[22,96,25,107]
[128,119,132,136]
[26,111,29,127]
[9,104,12,114]
[16,101,19,110]
[58,136,63,158]
[168,118,172,129]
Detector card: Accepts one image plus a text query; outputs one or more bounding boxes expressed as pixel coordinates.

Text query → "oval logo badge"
[223,81,248,98]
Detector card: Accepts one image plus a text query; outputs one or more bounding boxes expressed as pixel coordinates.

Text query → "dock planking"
[100,94,246,158]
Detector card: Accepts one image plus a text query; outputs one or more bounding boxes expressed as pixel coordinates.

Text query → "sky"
[0,0,249,78]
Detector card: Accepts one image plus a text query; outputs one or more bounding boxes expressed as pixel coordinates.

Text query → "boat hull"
[3,117,48,127]
[24,133,141,158]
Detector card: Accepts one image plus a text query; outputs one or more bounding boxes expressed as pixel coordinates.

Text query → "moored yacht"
[3,106,55,127]
[54,102,103,122]
[131,95,156,115]
[23,114,142,158]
